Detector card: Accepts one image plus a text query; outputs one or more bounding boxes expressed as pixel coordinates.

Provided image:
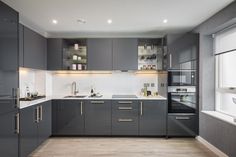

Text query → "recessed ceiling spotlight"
[163,19,168,24]
[77,18,86,24]
[52,19,58,24]
[107,19,112,24]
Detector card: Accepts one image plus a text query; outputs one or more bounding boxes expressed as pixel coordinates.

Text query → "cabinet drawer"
[168,114,197,137]
[112,115,138,136]
[112,100,138,110]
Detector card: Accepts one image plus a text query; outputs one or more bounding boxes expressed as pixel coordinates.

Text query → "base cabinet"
[52,100,84,135]
[167,114,197,137]
[38,101,52,144]
[20,101,51,157]
[112,100,139,135]
[84,100,112,135]
[139,100,167,136]
[0,111,19,157]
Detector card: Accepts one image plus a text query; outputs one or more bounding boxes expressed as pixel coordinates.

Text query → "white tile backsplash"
[20,69,159,97]
[19,68,48,97]
[52,72,158,96]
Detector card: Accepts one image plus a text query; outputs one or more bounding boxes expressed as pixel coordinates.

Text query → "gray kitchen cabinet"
[23,26,47,70]
[0,111,19,157]
[112,100,139,135]
[167,114,197,137]
[19,24,24,67]
[38,101,52,145]
[0,2,19,157]
[84,100,112,135]
[166,33,199,70]
[139,100,167,136]
[87,39,113,70]
[20,101,52,157]
[47,38,64,70]
[52,100,84,135]
[20,105,38,157]
[112,38,138,70]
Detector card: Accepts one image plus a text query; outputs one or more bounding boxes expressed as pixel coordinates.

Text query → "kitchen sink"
[64,95,87,98]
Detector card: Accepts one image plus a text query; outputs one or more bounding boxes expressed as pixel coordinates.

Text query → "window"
[215,26,236,117]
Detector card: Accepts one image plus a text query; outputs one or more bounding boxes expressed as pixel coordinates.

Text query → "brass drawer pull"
[118,119,133,122]
[176,117,190,120]
[118,107,132,110]
[118,101,132,104]
[91,101,104,104]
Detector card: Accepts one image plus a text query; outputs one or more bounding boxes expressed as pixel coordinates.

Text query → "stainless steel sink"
[64,95,87,98]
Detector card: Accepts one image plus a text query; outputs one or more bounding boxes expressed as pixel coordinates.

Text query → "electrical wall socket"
[144,83,150,87]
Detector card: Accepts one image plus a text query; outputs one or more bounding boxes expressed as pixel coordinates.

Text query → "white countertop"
[20,95,167,109]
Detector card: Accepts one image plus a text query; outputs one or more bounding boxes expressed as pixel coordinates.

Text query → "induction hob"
[112,95,138,98]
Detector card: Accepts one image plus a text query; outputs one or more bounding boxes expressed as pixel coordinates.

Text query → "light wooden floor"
[30,137,218,157]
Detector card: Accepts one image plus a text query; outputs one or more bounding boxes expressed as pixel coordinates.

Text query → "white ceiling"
[2,0,234,37]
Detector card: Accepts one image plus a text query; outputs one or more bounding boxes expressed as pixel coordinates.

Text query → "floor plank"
[30,137,218,157]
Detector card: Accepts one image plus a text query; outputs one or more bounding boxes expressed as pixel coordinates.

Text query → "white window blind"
[215,26,236,54]
[215,26,236,117]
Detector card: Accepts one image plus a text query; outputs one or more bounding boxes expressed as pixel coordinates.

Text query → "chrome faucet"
[72,81,79,96]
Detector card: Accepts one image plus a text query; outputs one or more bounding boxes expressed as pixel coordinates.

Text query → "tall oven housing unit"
[166,33,199,137]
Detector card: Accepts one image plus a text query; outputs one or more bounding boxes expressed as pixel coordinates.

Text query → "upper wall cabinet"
[138,38,164,71]
[0,2,18,71]
[62,39,87,70]
[47,38,63,70]
[112,38,138,70]
[19,25,47,70]
[87,39,113,70]
[166,33,199,70]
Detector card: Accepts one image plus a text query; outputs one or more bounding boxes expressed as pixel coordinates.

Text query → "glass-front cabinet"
[63,39,87,70]
[138,38,164,70]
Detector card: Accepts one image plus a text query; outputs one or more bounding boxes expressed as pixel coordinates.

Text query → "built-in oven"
[168,86,196,113]
[168,70,196,86]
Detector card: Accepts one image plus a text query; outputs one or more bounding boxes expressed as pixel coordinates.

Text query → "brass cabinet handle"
[35,106,40,123]
[118,119,133,122]
[80,101,83,115]
[91,101,104,104]
[140,101,143,116]
[40,105,43,121]
[176,117,190,120]
[15,113,20,134]
[118,101,132,104]
[118,107,132,110]
[16,88,20,108]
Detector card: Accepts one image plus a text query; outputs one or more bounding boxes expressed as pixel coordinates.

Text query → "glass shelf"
[62,39,87,70]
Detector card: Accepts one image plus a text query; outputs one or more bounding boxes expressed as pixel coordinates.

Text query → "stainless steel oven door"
[168,92,196,113]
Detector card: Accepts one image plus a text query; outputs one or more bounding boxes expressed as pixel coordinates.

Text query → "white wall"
[52,72,158,96]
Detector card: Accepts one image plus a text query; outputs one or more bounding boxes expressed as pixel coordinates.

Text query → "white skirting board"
[196,136,228,157]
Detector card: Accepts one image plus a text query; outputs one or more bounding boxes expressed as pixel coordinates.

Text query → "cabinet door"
[19,24,24,67]
[112,100,139,135]
[139,100,167,136]
[38,101,52,145]
[87,39,112,70]
[23,26,47,70]
[20,106,38,157]
[53,100,84,135]
[0,111,19,157]
[168,114,197,137]
[47,38,63,70]
[0,1,18,71]
[84,100,111,135]
[112,39,138,70]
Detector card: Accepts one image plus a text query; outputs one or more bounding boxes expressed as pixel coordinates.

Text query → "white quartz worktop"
[20,95,167,109]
